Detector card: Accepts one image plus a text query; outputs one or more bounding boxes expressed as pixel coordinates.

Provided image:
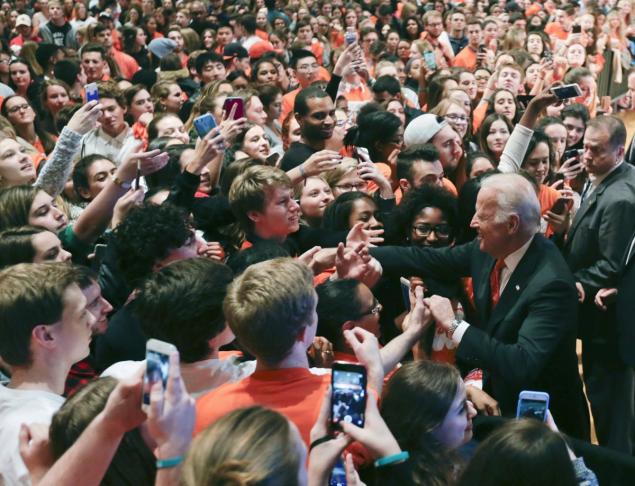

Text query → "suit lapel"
[485,238,542,335]
[475,257,496,325]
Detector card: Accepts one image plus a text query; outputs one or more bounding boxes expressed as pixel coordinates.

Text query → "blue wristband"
[374,451,409,468]
[156,455,184,469]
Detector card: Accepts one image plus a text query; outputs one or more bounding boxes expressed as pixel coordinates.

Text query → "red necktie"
[490,259,506,309]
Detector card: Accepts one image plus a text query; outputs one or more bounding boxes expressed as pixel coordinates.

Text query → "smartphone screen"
[345,30,357,45]
[143,347,170,406]
[551,84,582,99]
[223,97,245,120]
[563,148,582,161]
[572,24,582,34]
[331,363,367,429]
[550,197,569,215]
[516,391,549,422]
[193,113,217,138]
[329,457,347,486]
[85,82,99,102]
[423,51,437,70]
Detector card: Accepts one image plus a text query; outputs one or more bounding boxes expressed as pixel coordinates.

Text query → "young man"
[92,22,139,80]
[39,0,78,49]
[447,10,467,55]
[214,24,235,54]
[81,43,108,83]
[167,26,188,67]
[81,81,133,162]
[222,43,250,74]
[421,10,454,69]
[371,75,422,125]
[454,18,483,71]
[195,51,227,85]
[404,114,463,183]
[279,49,322,123]
[194,258,385,445]
[397,144,446,196]
[104,258,255,398]
[0,263,96,484]
[279,86,338,171]
[236,13,260,50]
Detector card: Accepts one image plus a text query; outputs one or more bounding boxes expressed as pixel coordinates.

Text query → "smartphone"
[353,146,369,164]
[331,362,367,430]
[478,44,486,54]
[572,24,582,34]
[85,82,99,102]
[516,94,535,105]
[143,338,177,410]
[551,84,582,99]
[134,160,141,190]
[423,50,437,70]
[516,390,550,422]
[544,50,553,62]
[345,29,357,45]
[400,277,411,309]
[193,113,217,138]
[550,197,570,215]
[91,243,107,270]
[563,148,583,161]
[329,457,347,486]
[223,97,245,120]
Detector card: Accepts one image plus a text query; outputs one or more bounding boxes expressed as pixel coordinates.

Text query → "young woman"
[488,88,520,124]
[258,84,283,149]
[122,25,150,70]
[147,112,190,144]
[125,84,154,125]
[296,175,334,228]
[8,58,37,100]
[478,113,513,163]
[230,123,271,163]
[1,96,56,155]
[39,79,72,135]
[322,191,383,231]
[0,225,72,268]
[151,81,184,115]
[251,58,279,87]
[380,360,477,485]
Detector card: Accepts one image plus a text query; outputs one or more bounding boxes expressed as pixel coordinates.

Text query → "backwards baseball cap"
[223,43,249,61]
[404,114,449,147]
[16,14,31,28]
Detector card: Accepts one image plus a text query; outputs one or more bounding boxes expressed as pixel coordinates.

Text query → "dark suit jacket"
[617,233,635,367]
[563,163,635,352]
[371,235,590,439]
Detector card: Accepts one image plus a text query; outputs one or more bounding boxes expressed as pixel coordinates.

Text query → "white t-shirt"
[0,386,65,486]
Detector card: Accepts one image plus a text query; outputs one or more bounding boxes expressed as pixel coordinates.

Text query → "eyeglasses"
[445,114,469,123]
[7,103,31,114]
[412,223,451,238]
[335,182,367,191]
[356,298,383,318]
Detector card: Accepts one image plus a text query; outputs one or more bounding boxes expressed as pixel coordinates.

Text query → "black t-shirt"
[47,21,72,47]
[280,141,317,171]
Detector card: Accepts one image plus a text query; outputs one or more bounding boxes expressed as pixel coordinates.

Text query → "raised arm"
[35,101,103,196]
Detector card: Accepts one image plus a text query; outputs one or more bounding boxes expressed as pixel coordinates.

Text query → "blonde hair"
[228,165,292,232]
[151,81,179,112]
[323,158,357,190]
[430,99,468,117]
[182,406,302,486]
[223,258,315,365]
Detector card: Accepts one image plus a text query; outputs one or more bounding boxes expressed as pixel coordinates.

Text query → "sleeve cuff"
[60,126,83,144]
[451,321,470,344]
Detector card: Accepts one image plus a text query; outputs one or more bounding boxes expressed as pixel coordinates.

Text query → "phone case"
[516,390,550,421]
[194,114,217,138]
[223,98,245,120]
[85,83,99,102]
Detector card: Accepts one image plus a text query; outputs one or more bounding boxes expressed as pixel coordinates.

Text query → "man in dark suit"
[371,173,590,439]
[563,115,635,453]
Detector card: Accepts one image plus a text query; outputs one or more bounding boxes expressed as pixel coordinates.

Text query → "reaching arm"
[35,101,103,196]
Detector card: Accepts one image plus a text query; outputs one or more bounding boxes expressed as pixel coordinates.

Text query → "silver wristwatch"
[446,319,462,339]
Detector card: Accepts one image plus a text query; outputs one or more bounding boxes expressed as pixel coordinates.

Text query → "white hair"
[481,173,541,233]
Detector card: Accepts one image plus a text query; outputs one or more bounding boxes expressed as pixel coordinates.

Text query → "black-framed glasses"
[412,223,451,238]
[355,298,383,318]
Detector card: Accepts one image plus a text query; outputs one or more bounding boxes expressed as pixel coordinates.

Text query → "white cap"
[16,14,31,28]
[403,113,449,147]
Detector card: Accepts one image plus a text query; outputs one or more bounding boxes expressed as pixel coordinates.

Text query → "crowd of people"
[1,0,635,484]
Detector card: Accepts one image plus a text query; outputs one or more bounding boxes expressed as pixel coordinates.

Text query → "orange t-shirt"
[544,22,568,42]
[280,87,301,124]
[111,49,140,80]
[453,46,477,71]
[195,367,330,446]
[539,183,561,237]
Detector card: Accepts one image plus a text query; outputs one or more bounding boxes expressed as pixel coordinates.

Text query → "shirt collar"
[502,235,534,275]
[589,160,623,187]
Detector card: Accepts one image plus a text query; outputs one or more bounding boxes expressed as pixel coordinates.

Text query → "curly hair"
[113,203,192,287]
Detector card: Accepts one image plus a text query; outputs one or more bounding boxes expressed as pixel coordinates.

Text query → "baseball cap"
[248,40,274,60]
[223,43,249,61]
[404,114,449,147]
[16,14,31,28]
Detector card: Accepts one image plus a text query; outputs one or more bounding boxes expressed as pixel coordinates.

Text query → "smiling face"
[348,197,382,230]
[255,61,278,86]
[241,125,270,161]
[410,206,452,248]
[299,176,334,223]
[298,95,335,143]
[249,185,300,240]
[523,141,550,184]
[432,380,476,450]
[0,138,35,186]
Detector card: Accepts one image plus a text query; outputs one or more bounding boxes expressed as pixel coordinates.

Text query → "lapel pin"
[515,285,520,291]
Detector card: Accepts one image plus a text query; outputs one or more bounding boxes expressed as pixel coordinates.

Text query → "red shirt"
[195,367,330,445]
